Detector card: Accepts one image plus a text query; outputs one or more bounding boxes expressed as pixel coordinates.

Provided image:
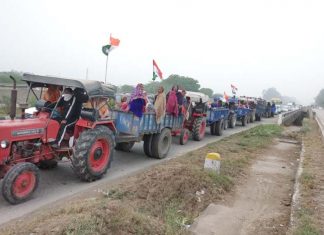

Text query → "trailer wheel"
[38,159,58,169]
[115,142,135,152]
[255,114,261,121]
[151,128,172,159]
[210,122,216,135]
[229,114,236,128]
[2,162,39,204]
[224,119,228,130]
[143,134,153,157]
[215,119,224,136]
[72,126,114,182]
[180,128,190,145]
[242,116,248,126]
[192,117,206,141]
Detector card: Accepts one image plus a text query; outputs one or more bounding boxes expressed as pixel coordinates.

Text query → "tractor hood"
[0,116,59,143]
[0,118,47,138]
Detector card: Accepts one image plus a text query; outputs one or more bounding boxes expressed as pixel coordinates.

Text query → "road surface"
[0,118,276,224]
[315,109,324,136]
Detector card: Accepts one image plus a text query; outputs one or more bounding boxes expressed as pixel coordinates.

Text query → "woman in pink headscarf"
[166,86,178,117]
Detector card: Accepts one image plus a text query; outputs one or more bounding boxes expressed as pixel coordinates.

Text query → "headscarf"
[130,84,144,102]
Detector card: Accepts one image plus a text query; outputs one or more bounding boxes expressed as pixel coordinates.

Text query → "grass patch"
[294,208,320,235]
[300,172,315,190]
[0,124,283,235]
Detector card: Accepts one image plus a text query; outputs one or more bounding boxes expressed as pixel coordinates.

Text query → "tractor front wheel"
[72,126,114,182]
[179,128,190,145]
[192,117,206,141]
[2,162,40,204]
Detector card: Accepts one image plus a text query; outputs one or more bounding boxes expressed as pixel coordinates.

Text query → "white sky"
[0,0,323,104]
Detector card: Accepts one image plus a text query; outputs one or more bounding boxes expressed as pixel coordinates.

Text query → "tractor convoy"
[0,74,272,204]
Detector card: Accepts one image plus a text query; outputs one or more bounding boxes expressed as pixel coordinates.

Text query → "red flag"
[153,59,163,80]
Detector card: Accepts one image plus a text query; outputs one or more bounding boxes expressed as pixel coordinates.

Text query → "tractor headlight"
[0,140,9,149]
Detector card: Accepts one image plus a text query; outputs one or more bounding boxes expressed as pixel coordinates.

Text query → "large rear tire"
[2,162,39,204]
[192,117,206,141]
[115,142,135,152]
[215,119,224,136]
[229,114,236,128]
[143,134,153,157]
[210,122,216,135]
[179,128,190,145]
[242,116,248,126]
[151,128,172,159]
[72,126,114,182]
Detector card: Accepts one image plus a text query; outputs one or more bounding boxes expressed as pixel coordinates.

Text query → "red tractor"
[0,74,117,204]
[183,91,209,141]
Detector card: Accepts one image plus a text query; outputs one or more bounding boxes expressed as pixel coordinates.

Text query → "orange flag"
[110,34,120,47]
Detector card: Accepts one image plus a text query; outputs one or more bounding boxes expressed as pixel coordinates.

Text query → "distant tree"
[118,85,134,93]
[315,89,324,107]
[262,87,282,100]
[199,88,213,97]
[212,93,223,98]
[161,74,200,92]
[0,71,23,84]
[144,81,160,94]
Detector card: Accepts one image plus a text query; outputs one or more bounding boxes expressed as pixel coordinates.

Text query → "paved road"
[0,118,276,224]
[315,109,324,136]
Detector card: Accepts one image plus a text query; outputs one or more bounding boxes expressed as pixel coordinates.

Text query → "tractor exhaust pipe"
[9,76,17,120]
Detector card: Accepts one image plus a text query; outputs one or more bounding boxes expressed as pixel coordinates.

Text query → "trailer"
[207,107,229,136]
[235,107,251,126]
[255,99,267,121]
[112,111,184,157]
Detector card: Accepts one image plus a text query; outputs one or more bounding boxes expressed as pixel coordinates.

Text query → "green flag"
[102,44,112,56]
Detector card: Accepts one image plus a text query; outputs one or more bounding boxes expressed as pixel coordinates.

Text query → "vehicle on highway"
[255,98,267,121]
[182,91,209,141]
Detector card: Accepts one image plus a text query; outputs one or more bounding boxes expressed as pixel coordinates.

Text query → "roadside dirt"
[0,125,290,235]
[289,119,324,234]
[190,139,300,235]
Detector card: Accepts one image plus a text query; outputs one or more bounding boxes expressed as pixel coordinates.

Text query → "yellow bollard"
[204,153,221,174]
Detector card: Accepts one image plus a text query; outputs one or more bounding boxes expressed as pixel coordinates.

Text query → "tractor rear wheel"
[2,162,40,204]
[143,134,153,157]
[72,126,114,182]
[151,128,172,159]
[192,117,206,141]
[179,128,190,145]
[215,119,224,136]
[115,142,135,152]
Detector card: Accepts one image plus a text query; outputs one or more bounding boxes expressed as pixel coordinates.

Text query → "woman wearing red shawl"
[166,86,178,117]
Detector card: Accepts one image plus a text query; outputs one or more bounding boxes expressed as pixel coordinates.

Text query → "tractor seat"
[80,109,98,122]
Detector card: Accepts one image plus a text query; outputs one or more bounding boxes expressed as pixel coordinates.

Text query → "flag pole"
[104,53,109,84]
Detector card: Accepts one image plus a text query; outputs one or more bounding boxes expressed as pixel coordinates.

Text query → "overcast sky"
[0,0,323,104]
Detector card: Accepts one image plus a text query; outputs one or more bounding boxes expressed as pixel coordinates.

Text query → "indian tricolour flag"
[102,34,120,56]
[153,59,163,81]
